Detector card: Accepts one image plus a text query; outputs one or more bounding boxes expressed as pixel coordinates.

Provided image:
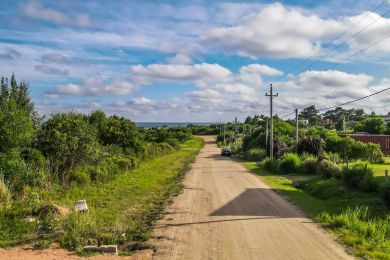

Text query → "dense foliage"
[0,74,193,198]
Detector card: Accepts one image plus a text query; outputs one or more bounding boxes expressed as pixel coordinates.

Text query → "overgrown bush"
[263,158,280,172]
[297,136,325,156]
[316,159,340,179]
[278,153,301,174]
[300,156,318,175]
[245,148,267,161]
[342,164,377,192]
[379,183,390,208]
[145,142,174,159]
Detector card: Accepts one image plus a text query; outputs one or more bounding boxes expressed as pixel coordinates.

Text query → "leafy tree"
[37,112,99,184]
[299,105,321,126]
[244,116,252,124]
[0,101,35,153]
[354,117,385,134]
[101,115,144,156]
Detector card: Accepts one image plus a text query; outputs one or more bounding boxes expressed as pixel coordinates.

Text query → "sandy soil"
[150,136,353,260]
[0,136,353,259]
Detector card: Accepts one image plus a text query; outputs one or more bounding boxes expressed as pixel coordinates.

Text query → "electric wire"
[275,0,389,81]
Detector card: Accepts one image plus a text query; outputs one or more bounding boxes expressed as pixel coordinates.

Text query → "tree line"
[0,74,192,203]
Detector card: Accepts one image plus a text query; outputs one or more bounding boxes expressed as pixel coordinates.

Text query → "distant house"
[381,115,390,124]
[344,134,390,155]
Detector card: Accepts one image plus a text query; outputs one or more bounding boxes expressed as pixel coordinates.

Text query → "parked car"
[221,147,232,156]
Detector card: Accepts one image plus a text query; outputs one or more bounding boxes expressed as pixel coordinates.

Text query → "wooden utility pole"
[295,109,299,148]
[266,84,278,159]
[265,118,269,151]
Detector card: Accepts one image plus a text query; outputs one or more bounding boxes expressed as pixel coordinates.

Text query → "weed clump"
[279,153,301,174]
[245,148,267,161]
[316,160,340,179]
[342,164,377,192]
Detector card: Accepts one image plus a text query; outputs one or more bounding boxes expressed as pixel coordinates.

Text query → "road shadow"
[209,188,302,218]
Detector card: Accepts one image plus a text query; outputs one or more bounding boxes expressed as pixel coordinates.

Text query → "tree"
[101,115,144,156]
[0,103,35,153]
[37,113,99,184]
[244,116,252,124]
[354,117,385,134]
[299,105,321,126]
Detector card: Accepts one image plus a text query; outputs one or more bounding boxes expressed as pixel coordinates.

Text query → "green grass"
[0,137,204,253]
[242,161,390,259]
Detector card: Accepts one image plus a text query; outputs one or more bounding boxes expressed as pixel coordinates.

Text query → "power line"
[281,110,295,119]
[317,87,390,111]
[295,7,390,74]
[277,28,390,117]
[276,0,389,81]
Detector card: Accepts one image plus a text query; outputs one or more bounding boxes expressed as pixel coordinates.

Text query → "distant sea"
[136,122,214,128]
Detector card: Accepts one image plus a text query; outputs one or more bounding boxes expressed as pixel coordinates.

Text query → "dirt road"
[151,136,352,260]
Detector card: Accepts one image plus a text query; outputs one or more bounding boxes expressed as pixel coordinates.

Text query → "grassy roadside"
[242,161,390,259]
[0,137,204,254]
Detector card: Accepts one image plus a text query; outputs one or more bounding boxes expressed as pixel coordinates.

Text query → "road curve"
[151,136,353,260]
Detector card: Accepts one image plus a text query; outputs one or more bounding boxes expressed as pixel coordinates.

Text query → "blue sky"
[1,0,390,122]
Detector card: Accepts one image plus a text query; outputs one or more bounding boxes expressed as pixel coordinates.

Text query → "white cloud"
[202,3,344,59]
[49,76,137,96]
[275,70,377,115]
[240,64,283,76]
[21,0,93,27]
[166,54,193,65]
[130,63,233,86]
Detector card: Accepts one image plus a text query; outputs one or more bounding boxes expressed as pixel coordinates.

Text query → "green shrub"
[297,136,325,156]
[379,183,390,208]
[245,148,267,161]
[60,212,98,252]
[278,153,301,174]
[301,157,318,175]
[316,160,340,179]
[0,177,11,209]
[70,167,91,186]
[263,158,280,172]
[342,164,377,192]
[112,157,132,171]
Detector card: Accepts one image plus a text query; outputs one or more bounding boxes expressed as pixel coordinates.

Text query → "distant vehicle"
[221,147,232,156]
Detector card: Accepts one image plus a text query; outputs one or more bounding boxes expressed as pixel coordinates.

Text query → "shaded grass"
[242,161,389,259]
[0,137,204,253]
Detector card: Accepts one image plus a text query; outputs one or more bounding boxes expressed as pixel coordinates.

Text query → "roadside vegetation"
[0,74,203,254]
[203,107,390,259]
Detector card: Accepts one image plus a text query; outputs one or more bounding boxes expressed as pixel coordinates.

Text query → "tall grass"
[317,206,390,259]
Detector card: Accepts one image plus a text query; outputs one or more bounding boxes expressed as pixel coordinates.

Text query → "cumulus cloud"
[202,3,343,59]
[166,54,193,65]
[34,64,69,76]
[110,97,180,115]
[275,70,375,114]
[240,64,283,76]
[0,49,21,60]
[130,63,233,86]
[21,0,93,27]
[49,76,137,96]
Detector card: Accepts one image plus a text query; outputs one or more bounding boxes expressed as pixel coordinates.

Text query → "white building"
[381,115,390,124]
